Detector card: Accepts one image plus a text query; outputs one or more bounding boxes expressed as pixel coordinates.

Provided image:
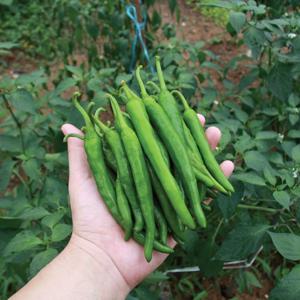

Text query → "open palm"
[61,114,234,289]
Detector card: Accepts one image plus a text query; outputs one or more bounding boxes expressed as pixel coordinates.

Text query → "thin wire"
[125,3,154,74]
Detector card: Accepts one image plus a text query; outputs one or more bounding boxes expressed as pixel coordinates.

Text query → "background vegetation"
[0,0,299,299]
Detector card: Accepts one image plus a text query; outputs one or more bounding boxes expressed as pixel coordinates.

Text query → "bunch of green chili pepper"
[65,57,234,262]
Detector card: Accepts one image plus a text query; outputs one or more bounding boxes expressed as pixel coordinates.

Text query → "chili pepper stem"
[106,94,127,129]
[146,81,160,94]
[95,107,106,117]
[121,80,141,102]
[73,93,94,129]
[155,56,167,91]
[87,102,95,116]
[136,65,148,98]
[93,110,110,134]
[171,90,190,111]
[63,133,84,142]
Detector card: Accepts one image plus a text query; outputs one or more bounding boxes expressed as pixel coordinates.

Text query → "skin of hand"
[10,115,234,300]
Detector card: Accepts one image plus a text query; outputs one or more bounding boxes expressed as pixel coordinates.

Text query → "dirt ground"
[1,0,248,84]
[1,1,271,299]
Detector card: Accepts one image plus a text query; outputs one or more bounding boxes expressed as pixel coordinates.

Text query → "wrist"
[64,233,130,300]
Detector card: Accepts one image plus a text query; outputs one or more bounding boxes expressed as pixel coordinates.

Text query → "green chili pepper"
[135,66,206,228]
[108,94,155,262]
[64,93,122,222]
[115,177,133,240]
[174,90,235,193]
[182,117,228,194]
[155,57,225,194]
[93,114,144,232]
[147,164,185,242]
[102,138,118,173]
[198,183,207,202]
[155,56,187,144]
[121,80,196,230]
[133,232,173,254]
[154,206,168,245]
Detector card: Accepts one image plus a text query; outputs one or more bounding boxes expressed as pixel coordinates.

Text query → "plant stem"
[12,170,33,198]
[211,218,224,245]
[237,204,279,214]
[3,94,26,154]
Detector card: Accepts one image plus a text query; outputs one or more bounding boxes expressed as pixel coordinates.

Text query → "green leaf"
[236,270,262,293]
[65,65,83,81]
[51,224,72,242]
[256,131,278,140]
[143,271,169,285]
[288,94,300,107]
[266,63,293,101]
[53,78,77,96]
[41,211,65,229]
[0,42,18,49]
[135,285,160,300]
[0,160,15,192]
[229,12,246,33]
[87,78,102,92]
[0,135,22,152]
[243,27,265,59]
[200,1,233,9]
[291,145,300,163]
[16,70,46,86]
[168,0,177,14]
[244,271,262,288]
[289,114,299,125]
[23,159,41,181]
[261,107,278,116]
[215,225,270,261]
[288,130,300,139]
[93,91,108,107]
[234,132,256,153]
[270,265,300,300]
[151,10,162,31]
[238,68,259,91]
[86,20,99,40]
[232,172,266,186]
[282,141,296,158]
[4,231,43,256]
[263,166,277,186]
[10,89,36,114]
[244,151,270,172]
[197,240,223,277]
[269,232,300,261]
[115,73,133,86]
[273,191,290,209]
[216,182,243,219]
[17,207,50,221]
[269,152,284,165]
[0,216,22,229]
[0,0,13,5]
[29,248,58,277]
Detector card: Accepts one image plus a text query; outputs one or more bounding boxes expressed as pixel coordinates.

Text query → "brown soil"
[154,0,250,89]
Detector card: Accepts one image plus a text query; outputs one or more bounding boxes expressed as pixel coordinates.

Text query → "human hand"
[61,114,234,292]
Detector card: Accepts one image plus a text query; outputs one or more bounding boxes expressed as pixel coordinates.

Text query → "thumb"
[61,124,92,185]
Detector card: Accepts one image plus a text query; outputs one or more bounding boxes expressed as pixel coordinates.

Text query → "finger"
[220,160,234,178]
[197,113,205,126]
[205,126,221,150]
[61,124,92,183]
